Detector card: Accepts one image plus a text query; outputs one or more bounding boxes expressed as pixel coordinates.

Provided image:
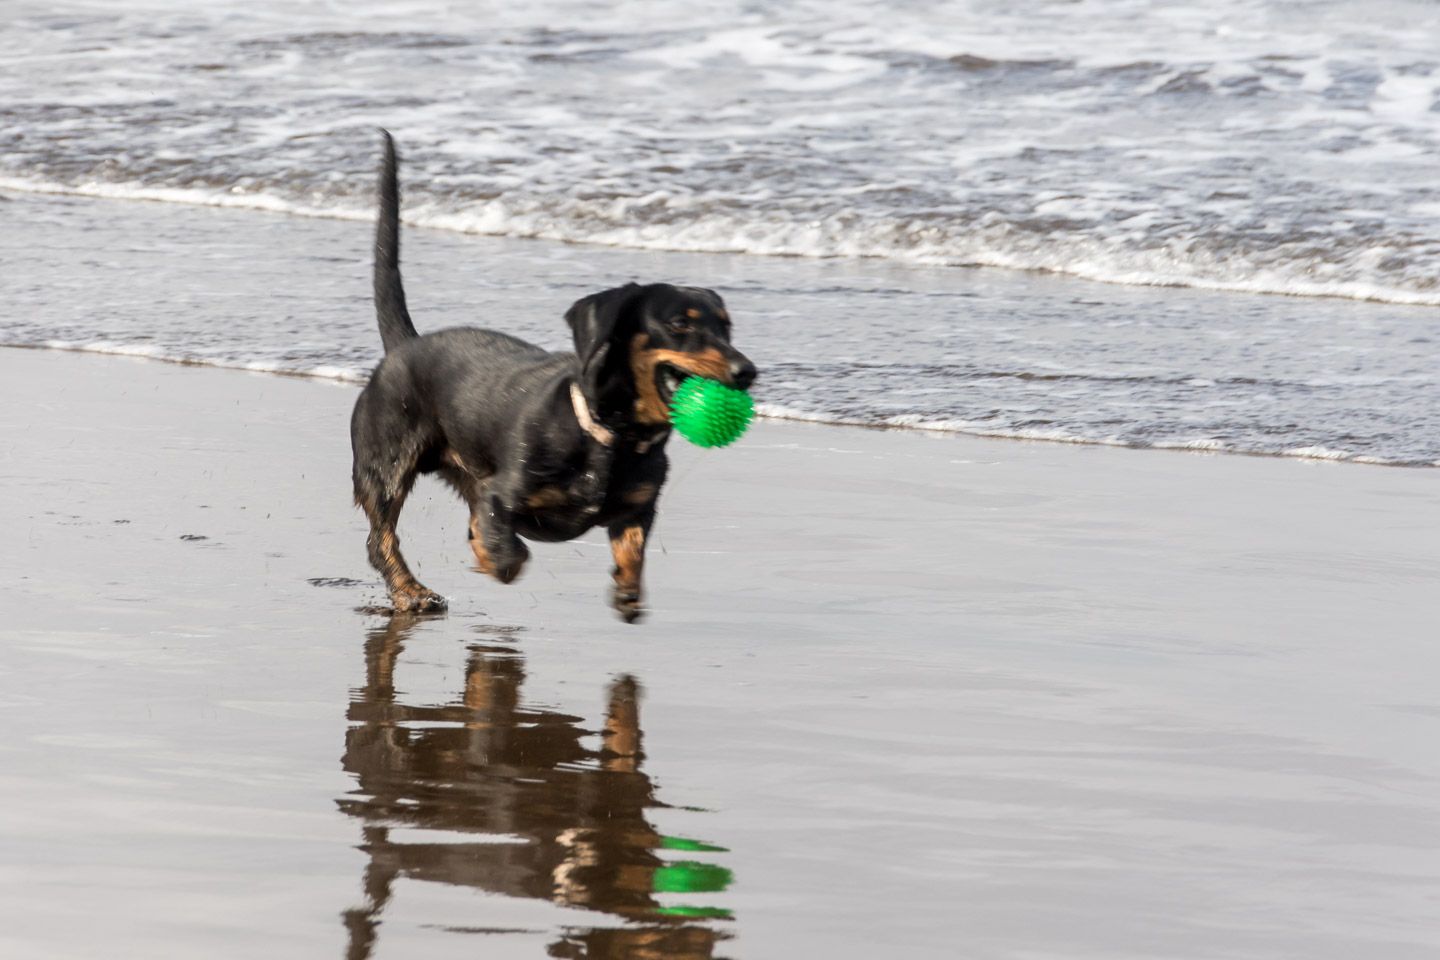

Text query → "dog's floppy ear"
[565,283,645,406]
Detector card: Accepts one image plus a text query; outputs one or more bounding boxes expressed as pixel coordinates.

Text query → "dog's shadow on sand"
[338,614,733,959]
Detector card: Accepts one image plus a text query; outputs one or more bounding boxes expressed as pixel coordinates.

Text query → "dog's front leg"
[477,480,531,585]
[608,507,654,624]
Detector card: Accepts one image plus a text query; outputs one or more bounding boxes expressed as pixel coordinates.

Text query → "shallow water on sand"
[339,619,736,956]
[2,348,1439,958]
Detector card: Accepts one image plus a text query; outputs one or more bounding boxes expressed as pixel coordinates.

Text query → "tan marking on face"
[610,524,646,594]
[629,333,735,424]
[685,307,702,320]
[524,485,570,509]
[622,482,657,506]
[718,308,729,321]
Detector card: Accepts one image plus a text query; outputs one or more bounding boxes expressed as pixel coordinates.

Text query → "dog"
[350,133,757,621]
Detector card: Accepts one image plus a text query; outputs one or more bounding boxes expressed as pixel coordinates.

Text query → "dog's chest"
[522,469,606,516]
[514,467,614,543]
[517,436,663,536]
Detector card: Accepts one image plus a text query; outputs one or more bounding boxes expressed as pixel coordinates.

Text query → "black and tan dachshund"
[350,133,757,621]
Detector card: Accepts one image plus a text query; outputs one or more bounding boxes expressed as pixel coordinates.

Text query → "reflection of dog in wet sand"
[349,133,757,620]
[338,615,733,959]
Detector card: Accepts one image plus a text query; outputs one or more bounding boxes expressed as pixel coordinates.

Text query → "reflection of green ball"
[651,860,734,894]
[669,377,754,448]
[654,905,734,920]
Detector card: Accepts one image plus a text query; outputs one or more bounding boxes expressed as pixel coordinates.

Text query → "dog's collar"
[570,383,615,447]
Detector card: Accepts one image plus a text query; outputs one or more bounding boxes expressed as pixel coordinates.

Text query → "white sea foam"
[33,340,369,385]
[4,0,1440,307]
[7,173,1440,308]
[0,177,375,227]
[755,403,1429,466]
[1153,438,1229,452]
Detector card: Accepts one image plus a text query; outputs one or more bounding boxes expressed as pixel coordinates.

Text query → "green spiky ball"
[669,377,754,448]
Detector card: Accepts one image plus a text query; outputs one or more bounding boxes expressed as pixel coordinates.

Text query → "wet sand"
[2,346,1438,958]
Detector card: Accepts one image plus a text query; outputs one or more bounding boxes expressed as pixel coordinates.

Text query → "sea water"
[1,0,1437,463]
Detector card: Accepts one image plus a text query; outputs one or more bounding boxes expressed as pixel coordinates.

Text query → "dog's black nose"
[730,358,757,390]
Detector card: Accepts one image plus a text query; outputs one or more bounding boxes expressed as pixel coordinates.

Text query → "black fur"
[350,132,757,621]
[373,133,419,353]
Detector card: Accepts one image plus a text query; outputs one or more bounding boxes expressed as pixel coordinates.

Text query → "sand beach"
[2,342,1438,958]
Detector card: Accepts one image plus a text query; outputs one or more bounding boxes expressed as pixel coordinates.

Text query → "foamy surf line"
[4,174,1440,309]
[753,404,1437,468]
[3,340,369,386]
[5,340,1433,467]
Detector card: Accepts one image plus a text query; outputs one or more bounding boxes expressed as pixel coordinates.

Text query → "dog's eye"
[666,317,693,334]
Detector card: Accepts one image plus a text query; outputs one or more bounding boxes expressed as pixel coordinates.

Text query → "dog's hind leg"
[354,452,446,614]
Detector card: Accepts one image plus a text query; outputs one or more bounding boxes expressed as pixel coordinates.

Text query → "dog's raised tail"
[374,130,419,353]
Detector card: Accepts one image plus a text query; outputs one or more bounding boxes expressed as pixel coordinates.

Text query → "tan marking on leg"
[468,513,496,576]
[524,485,570,509]
[622,483,657,506]
[391,581,442,612]
[462,654,519,719]
[355,439,443,610]
[603,676,642,773]
[611,525,646,596]
[367,618,406,697]
[359,488,423,602]
[375,529,421,596]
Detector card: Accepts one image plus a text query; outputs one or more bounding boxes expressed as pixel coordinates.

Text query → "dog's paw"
[612,588,645,624]
[494,560,525,585]
[490,541,530,585]
[392,584,448,614]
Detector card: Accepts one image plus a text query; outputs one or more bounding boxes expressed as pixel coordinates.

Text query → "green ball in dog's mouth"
[668,377,754,448]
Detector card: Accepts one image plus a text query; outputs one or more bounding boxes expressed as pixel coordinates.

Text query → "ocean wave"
[4,172,1440,308]
[7,0,1440,314]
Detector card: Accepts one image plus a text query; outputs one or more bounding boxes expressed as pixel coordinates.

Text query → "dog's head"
[565,283,757,426]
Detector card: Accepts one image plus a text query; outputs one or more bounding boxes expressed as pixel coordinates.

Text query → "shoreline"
[3,346,1439,958]
[3,339,1428,470]
[3,188,1434,467]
